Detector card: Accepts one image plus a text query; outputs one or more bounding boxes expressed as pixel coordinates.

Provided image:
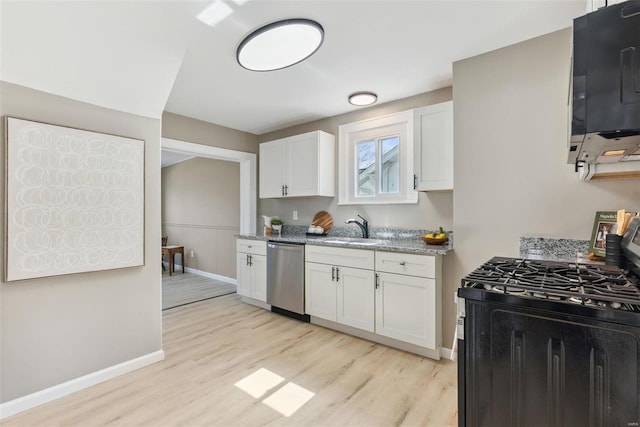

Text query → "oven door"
[461,298,640,427]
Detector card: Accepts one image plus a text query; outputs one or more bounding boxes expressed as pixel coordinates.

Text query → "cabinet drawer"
[305,245,374,270]
[375,252,435,278]
[236,239,267,255]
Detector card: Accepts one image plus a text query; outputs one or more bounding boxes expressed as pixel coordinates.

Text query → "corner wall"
[0,82,162,403]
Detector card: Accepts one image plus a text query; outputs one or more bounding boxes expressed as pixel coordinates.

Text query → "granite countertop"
[236,233,453,256]
[519,236,602,264]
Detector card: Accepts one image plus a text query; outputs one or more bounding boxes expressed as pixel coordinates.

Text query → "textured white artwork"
[5,117,145,281]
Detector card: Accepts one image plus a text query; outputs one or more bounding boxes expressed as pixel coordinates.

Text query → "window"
[356,135,400,197]
[338,110,416,205]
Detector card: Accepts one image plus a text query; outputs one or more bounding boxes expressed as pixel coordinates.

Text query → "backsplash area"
[281,225,452,241]
[520,236,590,263]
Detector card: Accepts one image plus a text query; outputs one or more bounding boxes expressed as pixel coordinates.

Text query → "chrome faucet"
[345,214,369,238]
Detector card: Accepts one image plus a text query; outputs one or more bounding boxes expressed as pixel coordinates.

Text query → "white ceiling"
[1,0,586,135]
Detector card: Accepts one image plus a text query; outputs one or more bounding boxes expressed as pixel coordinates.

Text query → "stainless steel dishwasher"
[267,241,309,322]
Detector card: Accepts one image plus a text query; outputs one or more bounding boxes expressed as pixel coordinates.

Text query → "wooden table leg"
[169,253,174,276]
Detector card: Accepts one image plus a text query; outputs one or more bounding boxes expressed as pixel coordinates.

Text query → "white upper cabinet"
[259,139,287,199]
[413,101,453,191]
[259,130,335,198]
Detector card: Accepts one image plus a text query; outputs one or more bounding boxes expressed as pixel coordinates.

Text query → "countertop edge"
[236,234,453,256]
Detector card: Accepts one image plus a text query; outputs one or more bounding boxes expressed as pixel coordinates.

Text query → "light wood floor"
[4,295,458,427]
[162,272,236,310]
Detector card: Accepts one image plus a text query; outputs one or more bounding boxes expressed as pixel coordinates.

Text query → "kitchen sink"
[321,238,387,246]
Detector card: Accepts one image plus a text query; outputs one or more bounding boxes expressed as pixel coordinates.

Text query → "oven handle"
[456,295,465,341]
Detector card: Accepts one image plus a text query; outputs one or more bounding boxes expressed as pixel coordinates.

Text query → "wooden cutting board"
[312,211,333,234]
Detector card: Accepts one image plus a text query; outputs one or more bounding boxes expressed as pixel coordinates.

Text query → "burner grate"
[462,257,640,311]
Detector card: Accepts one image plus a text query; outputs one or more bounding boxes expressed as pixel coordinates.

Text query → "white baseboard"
[163,262,236,285]
[0,350,165,420]
[441,346,455,361]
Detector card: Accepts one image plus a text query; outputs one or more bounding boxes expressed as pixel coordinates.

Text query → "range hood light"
[621,154,640,162]
[603,149,626,156]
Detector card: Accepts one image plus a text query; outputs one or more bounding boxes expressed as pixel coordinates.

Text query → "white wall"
[0,82,162,402]
[257,88,454,231]
[162,157,240,278]
[451,28,640,340]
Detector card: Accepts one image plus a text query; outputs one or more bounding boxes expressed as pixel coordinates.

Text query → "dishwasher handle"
[268,242,304,250]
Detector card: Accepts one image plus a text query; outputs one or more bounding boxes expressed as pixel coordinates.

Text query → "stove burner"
[462,257,640,312]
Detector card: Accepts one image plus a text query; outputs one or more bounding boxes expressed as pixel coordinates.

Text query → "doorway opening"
[160,137,257,309]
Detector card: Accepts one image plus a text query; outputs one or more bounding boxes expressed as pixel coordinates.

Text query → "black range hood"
[569,0,640,174]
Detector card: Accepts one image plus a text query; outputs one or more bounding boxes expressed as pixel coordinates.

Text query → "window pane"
[356,140,375,196]
[380,136,399,194]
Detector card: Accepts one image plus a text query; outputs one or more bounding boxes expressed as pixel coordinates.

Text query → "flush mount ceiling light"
[348,92,378,106]
[237,19,324,71]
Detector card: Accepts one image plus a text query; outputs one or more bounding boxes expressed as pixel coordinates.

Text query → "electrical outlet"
[293,210,298,220]
[190,249,195,258]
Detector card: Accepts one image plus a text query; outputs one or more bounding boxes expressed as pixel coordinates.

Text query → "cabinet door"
[250,254,267,302]
[337,266,375,332]
[236,252,251,297]
[413,101,453,191]
[287,132,318,197]
[259,139,287,198]
[305,262,336,321]
[376,272,437,349]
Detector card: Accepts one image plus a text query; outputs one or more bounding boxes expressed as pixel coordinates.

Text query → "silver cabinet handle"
[246,254,250,266]
[375,273,379,289]
[336,267,340,281]
[331,266,335,281]
[248,254,253,266]
[399,261,406,266]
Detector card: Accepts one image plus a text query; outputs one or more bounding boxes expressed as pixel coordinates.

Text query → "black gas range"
[457,222,640,427]
[462,256,640,324]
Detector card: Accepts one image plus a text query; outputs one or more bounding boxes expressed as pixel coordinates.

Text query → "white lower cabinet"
[305,246,375,332]
[337,267,375,332]
[305,245,442,357]
[375,252,441,351]
[305,262,336,321]
[375,272,436,349]
[236,240,267,302]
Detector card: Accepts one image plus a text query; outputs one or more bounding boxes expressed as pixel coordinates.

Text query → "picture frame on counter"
[589,211,618,257]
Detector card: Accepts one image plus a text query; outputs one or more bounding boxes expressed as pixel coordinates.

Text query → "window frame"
[338,110,417,205]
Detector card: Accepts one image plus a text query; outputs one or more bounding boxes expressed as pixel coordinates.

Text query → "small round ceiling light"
[237,19,324,71]
[348,92,378,106]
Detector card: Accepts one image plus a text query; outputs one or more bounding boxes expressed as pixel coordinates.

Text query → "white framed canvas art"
[4,117,145,281]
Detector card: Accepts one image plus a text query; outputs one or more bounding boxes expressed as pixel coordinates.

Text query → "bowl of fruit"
[421,227,449,245]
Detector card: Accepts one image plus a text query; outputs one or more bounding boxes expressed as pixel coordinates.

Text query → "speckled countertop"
[237,226,453,256]
[519,236,597,264]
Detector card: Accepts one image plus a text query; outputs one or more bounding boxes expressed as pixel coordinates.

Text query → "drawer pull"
[399,261,406,266]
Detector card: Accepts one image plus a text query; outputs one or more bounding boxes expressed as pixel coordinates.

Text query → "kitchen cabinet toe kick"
[310,316,442,360]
